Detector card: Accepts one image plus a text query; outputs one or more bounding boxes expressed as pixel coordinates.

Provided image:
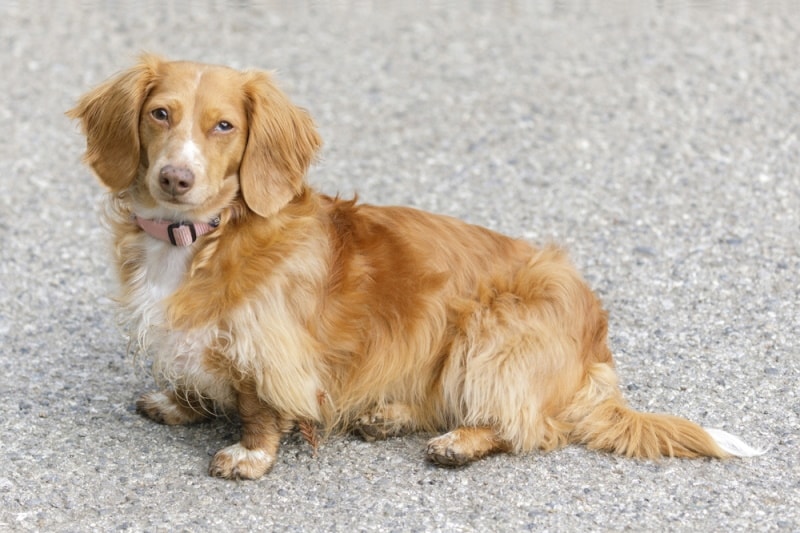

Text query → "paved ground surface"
[1,1,798,531]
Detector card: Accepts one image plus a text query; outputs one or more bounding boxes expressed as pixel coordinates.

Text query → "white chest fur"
[123,236,233,407]
[124,237,193,338]
[142,238,193,302]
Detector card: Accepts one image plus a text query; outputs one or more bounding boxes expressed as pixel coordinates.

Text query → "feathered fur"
[68,55,763,479]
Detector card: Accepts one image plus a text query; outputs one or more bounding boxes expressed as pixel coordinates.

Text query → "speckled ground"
[1,2,798,531]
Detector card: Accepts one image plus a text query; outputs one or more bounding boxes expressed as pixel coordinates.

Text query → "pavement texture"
[1,1,798,531]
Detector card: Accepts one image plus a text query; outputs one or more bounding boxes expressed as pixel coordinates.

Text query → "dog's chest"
[140,238,193,303]
[126,238,230,400]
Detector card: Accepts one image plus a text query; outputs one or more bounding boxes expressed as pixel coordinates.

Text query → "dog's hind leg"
[426,427,511,466]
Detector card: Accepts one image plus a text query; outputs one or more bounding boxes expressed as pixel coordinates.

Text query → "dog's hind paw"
[426,427,511,467]
[426,432,473,466]
[352,403,415,442]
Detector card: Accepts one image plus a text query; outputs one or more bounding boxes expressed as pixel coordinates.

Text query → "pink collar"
[134,215,220,247]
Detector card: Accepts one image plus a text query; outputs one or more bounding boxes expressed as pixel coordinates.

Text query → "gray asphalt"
[1,2,798,531]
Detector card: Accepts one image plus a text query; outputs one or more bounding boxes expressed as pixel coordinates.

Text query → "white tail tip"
[704,427,768,457]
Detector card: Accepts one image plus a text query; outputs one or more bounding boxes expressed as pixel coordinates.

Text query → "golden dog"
[69,55,762,479]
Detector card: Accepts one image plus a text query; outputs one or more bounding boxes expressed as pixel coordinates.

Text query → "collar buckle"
[167,221,198,246]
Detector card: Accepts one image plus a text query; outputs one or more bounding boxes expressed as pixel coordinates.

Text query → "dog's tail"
[563,363,765,459]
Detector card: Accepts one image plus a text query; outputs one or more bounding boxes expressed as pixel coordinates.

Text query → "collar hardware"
[135,215,220,247]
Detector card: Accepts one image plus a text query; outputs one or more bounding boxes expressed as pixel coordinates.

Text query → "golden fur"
[69,55,760,479]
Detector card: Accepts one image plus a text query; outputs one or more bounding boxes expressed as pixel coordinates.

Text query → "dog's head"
[68,54,321,220]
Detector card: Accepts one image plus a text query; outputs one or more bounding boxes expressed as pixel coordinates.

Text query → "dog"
[69,55,763,479]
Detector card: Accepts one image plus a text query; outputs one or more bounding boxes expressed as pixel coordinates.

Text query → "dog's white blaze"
[704,427,767,457]
[180,138,204,168]
[177,68,205,170]
[194,68,205,88]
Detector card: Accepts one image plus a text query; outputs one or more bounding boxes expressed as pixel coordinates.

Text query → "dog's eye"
[151,108,169,122]
[215,121,234,132]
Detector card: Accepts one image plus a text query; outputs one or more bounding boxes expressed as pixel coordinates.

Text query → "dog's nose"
[159,165,195,196]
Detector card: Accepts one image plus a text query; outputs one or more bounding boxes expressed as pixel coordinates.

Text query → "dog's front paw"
[208,443,275,480]
[136,390,208,425]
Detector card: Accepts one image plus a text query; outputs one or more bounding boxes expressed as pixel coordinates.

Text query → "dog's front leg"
[209,381,286,480]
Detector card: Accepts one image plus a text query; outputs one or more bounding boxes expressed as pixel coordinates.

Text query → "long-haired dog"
[69,55,763,479]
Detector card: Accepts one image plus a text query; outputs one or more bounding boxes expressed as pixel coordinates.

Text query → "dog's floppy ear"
[67,54,162,191]
[240,71,322,218]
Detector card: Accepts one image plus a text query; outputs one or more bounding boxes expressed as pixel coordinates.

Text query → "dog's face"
[137,61,249,219]
[69,55,322,220]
